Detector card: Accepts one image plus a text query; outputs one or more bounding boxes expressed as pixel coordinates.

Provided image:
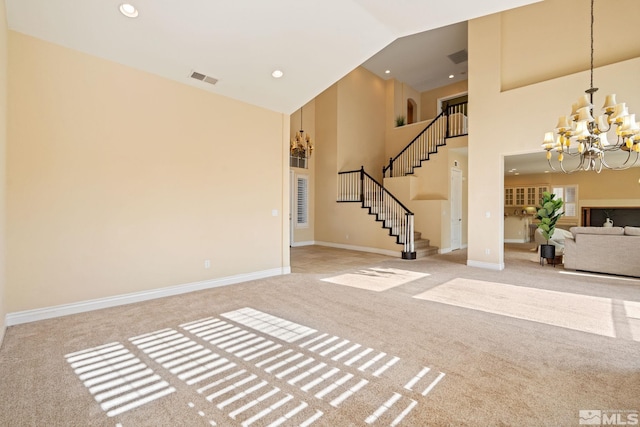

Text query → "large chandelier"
[290,106,313,160]
[542,0,639,173]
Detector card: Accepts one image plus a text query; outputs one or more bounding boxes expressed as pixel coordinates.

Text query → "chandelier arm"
[594,120,612,135]
[559,158,581,174]
[600,151,639,170]
[547,158,558,171]
[601,139,623,151]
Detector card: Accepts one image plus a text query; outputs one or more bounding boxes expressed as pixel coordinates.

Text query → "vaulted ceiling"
[5,0,539,113]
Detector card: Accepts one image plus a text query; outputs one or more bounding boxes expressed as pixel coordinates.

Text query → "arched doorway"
[407,98,417,124]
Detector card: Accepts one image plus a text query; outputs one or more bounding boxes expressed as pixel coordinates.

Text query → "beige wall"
[314,84,339,245]
[7,32,289,313]
[337,67,386,178]
[384,120,433,164]
[290,100,315,245]
[386,79,422,131]
[420,80,468,121]
[0,0,7,344]
[468,0,640,269]
[315,67,401,252]
[501,0,640,91]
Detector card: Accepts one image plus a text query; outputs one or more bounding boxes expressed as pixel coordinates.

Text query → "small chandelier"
[542,0,639,173]
[290,106,313,160]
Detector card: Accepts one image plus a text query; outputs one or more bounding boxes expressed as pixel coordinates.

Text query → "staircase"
[336,101,468,259]
[413,230,439,258]
[383,101,467,178]
[338,167,432,259]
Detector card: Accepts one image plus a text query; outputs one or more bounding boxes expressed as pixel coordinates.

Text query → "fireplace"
[581,207,640,227]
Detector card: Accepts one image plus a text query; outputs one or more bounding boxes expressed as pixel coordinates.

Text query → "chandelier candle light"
[542,0,639,173]
[290,107,313,160]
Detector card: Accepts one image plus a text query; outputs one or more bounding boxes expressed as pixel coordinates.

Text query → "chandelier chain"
[589,0,594,94]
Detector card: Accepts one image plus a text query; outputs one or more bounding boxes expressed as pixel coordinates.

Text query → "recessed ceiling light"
[119,3,138,18]
[448,74,455,79]
[271,70,284,79]
[385,70,391,74]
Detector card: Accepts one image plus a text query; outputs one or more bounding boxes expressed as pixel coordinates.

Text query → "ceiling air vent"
[190,71,218,86]
[447,49,468,64]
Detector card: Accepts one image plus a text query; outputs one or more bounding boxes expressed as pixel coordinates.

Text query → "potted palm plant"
[535,191,564,263]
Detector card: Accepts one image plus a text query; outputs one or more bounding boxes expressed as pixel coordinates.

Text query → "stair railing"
[338,166,415,259]
[383,100,468,178]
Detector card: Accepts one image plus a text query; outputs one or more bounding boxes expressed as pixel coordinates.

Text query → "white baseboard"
[314,241,401,258]
[467,260,505,271]
[439,247,452,254]
[290,241,315,247]
[5,267,291,326]
[504,238,527,243]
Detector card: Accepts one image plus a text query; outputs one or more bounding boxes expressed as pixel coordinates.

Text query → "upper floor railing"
[383,101,468,178]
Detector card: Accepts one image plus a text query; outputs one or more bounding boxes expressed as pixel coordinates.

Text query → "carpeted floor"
[0,244,638,426]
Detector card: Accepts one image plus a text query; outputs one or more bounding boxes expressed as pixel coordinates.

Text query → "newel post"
[359,166,364,203]
[401,213,416,260]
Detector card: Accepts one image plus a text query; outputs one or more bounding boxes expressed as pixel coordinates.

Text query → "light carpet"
[0,244,638,426]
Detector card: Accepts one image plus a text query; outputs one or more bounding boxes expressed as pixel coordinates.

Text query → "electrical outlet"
[204,259,211,269]
[485,248,491,255]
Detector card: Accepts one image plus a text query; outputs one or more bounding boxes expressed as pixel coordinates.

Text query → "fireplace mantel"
[582,206,640,227]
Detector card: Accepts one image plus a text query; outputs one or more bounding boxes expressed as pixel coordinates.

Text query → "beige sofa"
[564,226,640,277]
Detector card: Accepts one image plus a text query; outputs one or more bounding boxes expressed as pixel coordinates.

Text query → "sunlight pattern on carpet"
[64,342,176,418]
[321,267,429,292]
[66,308,446,426]
[412,278,632,338]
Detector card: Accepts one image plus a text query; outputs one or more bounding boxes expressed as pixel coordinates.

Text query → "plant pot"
[540,244,555,261]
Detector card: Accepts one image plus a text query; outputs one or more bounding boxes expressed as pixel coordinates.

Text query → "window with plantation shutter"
[552,185,578,219]
[296,175,309,228]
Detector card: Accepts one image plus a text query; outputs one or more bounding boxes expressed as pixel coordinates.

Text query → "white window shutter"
[296,176,309,227]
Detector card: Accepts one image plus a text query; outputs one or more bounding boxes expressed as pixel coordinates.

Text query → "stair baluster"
[383,100,468,178]
[338,167,415,259]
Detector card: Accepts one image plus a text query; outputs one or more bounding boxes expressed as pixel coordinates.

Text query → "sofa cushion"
[625,226,640,236]
[570,226,624,237]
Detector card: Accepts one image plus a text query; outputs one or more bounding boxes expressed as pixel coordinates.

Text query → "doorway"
[407,98,417,124]
[451,168,462,250]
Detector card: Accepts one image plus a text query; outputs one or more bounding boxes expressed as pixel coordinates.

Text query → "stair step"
[415,246,439,258]
[414,238,431,249]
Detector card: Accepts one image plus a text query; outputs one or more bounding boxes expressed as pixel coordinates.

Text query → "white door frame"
[451,168,462,251]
